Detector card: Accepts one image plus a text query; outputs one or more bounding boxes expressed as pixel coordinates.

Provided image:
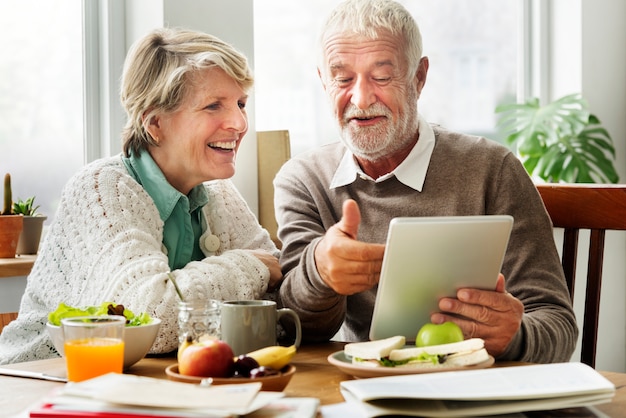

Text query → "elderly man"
[274,0,576,363]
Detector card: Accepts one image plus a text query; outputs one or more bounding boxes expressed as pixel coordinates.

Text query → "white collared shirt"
[329,114,435,192]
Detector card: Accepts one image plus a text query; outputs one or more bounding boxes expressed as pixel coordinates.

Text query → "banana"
[246,344,297,369]
[177,335,193,363]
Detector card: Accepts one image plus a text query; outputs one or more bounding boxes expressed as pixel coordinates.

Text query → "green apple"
[415,322,464,347]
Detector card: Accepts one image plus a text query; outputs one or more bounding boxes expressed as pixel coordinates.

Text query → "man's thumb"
[338,199,361,239]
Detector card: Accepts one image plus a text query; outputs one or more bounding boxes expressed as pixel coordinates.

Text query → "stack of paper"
[27,373,318,418]
[339,362,615,417]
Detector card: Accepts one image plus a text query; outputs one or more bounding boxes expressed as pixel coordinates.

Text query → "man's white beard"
[339,91,419,163]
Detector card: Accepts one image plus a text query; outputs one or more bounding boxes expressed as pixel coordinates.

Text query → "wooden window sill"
[0,255,36,278]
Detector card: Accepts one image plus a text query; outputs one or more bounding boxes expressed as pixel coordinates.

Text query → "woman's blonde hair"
[120,27,253,157]
[318,0,422,80]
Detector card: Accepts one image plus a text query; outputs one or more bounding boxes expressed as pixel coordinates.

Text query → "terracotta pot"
[0,215,24,258]
[17,215,47,255]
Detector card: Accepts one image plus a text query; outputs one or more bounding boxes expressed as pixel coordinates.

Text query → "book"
[27,373,318,418]
[320,401,612,418]
[29,402,232,418]
[30,397,319,418]
[339,362,615,417]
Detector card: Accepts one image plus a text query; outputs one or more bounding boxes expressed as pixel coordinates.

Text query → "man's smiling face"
[320,30,420,162]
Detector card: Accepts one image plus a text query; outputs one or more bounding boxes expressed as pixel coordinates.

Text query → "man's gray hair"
[318,0,423,79]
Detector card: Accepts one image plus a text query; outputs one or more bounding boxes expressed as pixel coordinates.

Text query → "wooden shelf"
[0,255,36,278]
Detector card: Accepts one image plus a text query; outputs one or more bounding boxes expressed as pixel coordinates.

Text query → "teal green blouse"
[122,150,208,270]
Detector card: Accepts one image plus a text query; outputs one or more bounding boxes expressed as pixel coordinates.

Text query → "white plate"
[327,350,495,379]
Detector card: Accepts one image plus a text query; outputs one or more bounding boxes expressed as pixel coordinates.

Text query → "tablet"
[369,215,514,342]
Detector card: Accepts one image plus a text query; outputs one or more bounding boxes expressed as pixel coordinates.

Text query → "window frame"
[83,0,126,163]
[520,0,550,102]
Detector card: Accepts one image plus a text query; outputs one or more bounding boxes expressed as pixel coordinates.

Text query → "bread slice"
[388,338,485,361]
[388,347,490,369]
[344,335,406,360]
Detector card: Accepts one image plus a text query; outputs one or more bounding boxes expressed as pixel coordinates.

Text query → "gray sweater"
[274,125,577,363]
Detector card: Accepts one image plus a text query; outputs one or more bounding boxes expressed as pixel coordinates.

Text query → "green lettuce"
[356,352,446,367]
[48,302,153,327]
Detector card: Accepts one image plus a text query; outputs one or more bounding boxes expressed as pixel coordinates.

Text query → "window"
[0,0,84,222]
[0,0,521,220]
[253,0,520,155]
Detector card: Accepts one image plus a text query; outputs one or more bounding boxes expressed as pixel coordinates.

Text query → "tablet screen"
[369,215,513,342]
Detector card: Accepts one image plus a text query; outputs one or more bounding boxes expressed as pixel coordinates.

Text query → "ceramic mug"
[221,300,302,356]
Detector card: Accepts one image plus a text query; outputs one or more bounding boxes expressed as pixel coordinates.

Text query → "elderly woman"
[0,28,281,364]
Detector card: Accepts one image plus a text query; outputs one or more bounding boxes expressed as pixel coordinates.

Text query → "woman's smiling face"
[146,67,249,195]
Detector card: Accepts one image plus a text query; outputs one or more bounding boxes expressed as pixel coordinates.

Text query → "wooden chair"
[0,312,18,333]
[536,183,626,368]
[257,130,291,249]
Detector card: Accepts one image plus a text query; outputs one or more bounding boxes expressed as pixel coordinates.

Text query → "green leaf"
[47,302,153,326]
[12,196,40,216]
[495,94,619,183]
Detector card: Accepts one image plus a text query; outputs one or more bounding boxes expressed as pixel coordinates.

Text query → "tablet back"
[369,215,514,342]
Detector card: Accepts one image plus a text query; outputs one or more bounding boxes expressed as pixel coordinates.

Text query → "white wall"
[549,0,626,372]
[579,0,626,372]
[0,277,26,312]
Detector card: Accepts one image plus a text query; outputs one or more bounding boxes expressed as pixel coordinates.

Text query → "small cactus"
[2,173,12,215]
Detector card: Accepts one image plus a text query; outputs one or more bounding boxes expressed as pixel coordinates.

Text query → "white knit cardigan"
[0,155,278,364]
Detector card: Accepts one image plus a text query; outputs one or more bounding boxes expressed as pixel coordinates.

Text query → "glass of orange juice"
[61,315,125,382]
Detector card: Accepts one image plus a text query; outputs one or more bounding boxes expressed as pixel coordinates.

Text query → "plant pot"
[0,215,24,258]
[17,215,47,255]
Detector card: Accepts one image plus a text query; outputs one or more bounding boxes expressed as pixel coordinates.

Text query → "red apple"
[178,339,235,378]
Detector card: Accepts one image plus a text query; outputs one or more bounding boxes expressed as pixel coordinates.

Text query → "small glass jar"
[177,299,221,346]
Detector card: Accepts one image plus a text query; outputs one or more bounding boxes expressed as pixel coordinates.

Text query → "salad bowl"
[47,317,161,369]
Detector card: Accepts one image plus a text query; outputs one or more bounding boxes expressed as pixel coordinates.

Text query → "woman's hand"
[249,249,283,290]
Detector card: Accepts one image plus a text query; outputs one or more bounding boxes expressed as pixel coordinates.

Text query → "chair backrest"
[257,130,291,249]
[0,312,18,333]
[536,183,626,368]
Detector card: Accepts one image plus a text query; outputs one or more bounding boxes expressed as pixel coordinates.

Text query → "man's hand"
[314,199,385,295]
[431,274,524,357]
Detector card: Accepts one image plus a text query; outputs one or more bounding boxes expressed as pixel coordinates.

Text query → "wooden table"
[2,342,625,417]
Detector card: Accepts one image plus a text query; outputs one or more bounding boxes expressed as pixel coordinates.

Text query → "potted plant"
[0,173,24,258]
[495,93,619,183]
[13,196,47,255]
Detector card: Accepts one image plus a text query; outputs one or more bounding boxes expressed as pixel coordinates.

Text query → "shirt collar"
[122,149,209,221]
[329,114,435,191]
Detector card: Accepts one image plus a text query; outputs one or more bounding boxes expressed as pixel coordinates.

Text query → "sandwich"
[344,336,490,369]
[344,336,406,365]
